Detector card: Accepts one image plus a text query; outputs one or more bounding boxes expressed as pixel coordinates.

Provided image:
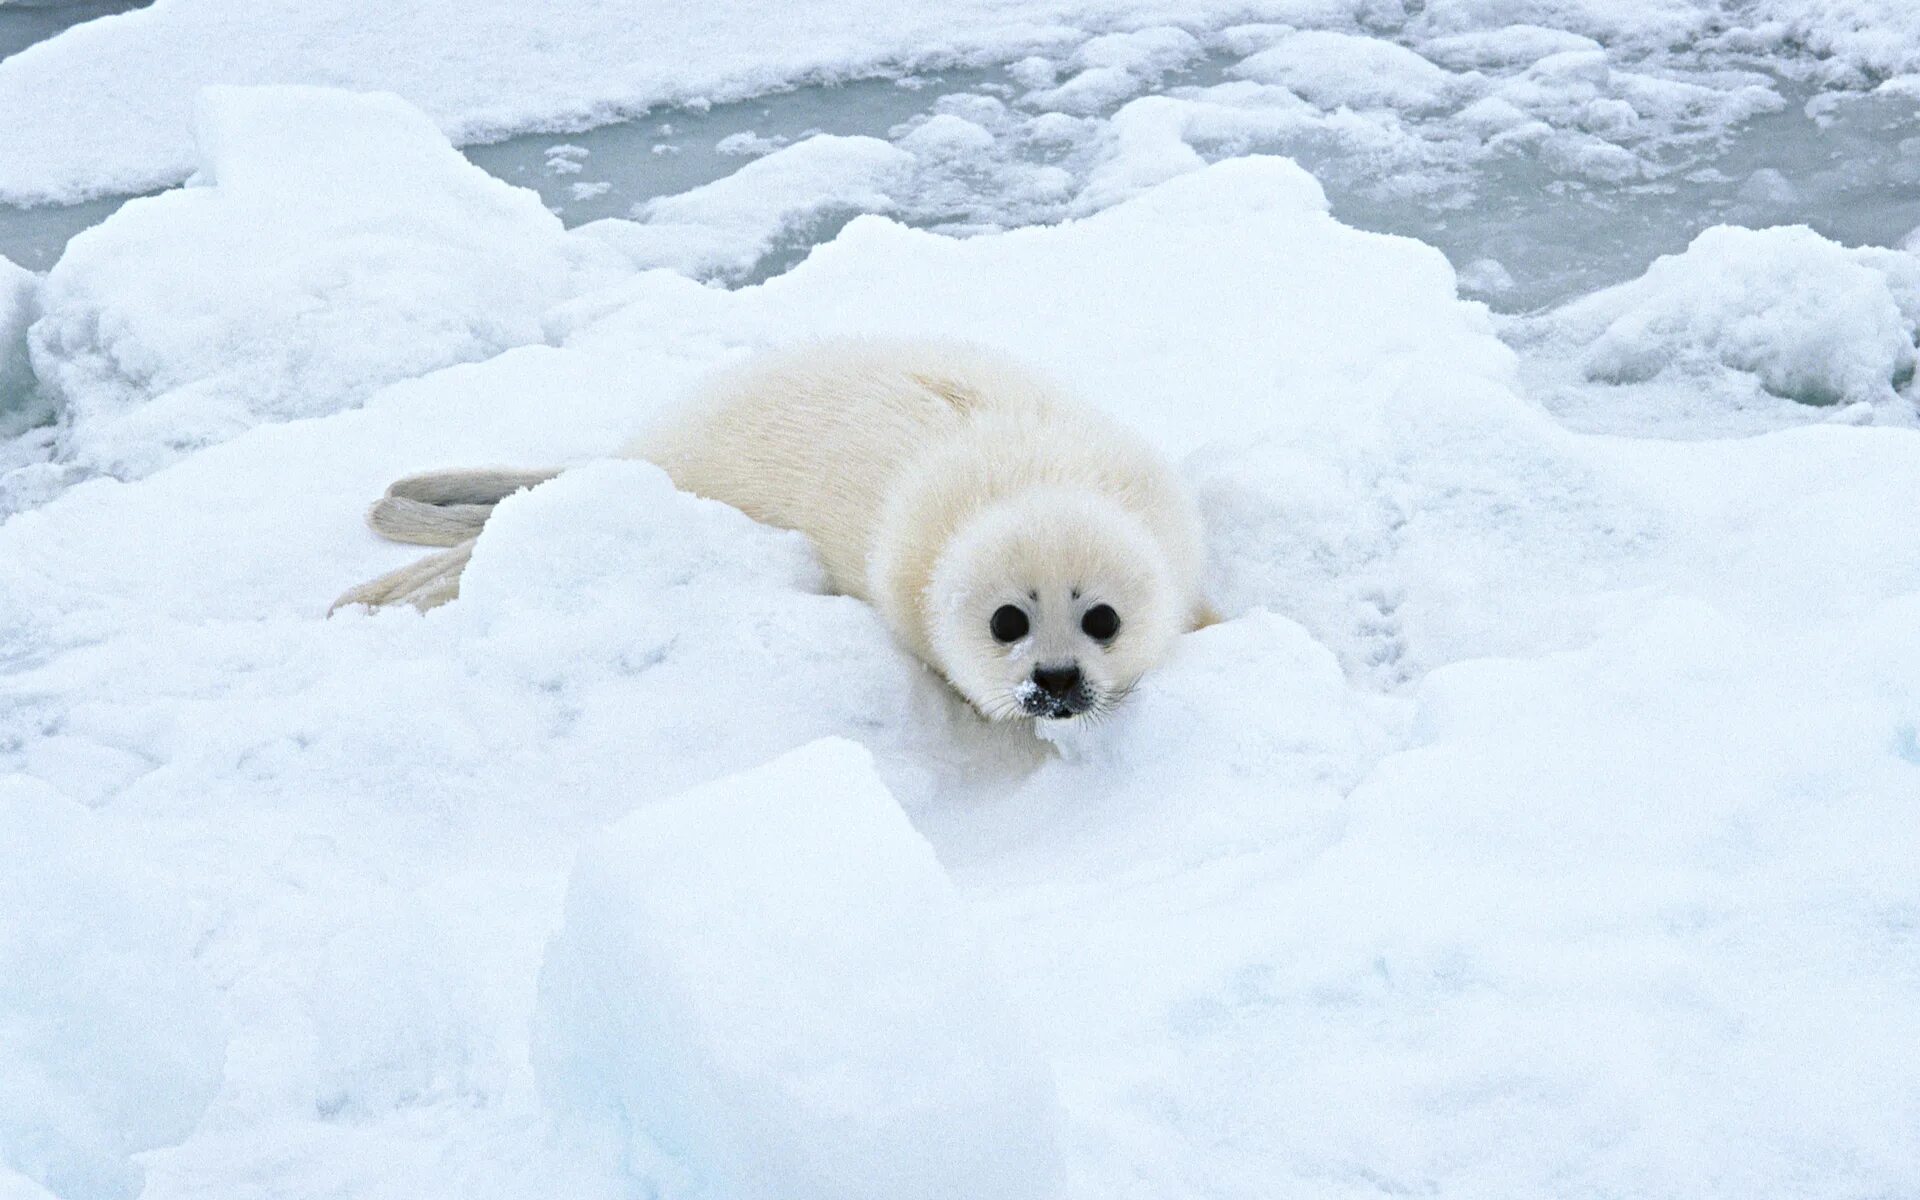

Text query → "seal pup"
[334,339,1214,721]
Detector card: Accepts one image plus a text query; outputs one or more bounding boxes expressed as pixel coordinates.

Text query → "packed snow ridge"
[1,79,1917,1200]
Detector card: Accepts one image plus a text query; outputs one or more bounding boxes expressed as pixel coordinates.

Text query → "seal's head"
[926,490,1185,722]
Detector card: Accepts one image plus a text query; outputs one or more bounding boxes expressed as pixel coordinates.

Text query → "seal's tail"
[331,466,562,613]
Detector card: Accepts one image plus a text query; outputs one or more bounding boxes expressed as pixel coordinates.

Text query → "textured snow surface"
[0,779,225,1200]
[2,80,1918,1200]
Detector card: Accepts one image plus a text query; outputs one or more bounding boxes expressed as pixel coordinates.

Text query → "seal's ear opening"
[1191,602,1224,631]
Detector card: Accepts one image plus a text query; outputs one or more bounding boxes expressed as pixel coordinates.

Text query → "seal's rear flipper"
[367,496,496,547]
[364,466,564,547]
[384,467,563,507]
[335,465,561,615]
[329,539,475,614]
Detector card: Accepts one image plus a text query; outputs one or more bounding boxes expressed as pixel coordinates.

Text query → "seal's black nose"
[1032,665,1081,698]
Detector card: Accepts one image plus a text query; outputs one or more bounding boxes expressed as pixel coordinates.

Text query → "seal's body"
[335,339,1213,721]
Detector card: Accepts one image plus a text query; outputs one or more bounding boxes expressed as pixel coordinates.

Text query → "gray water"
[466,65,1920,313]
[0,0,149,62]
[0,1,152,270]
[1327,84,1920,310]
[0,191,139,271]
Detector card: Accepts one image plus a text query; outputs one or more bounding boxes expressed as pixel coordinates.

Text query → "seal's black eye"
[990,605,1029,643]
[1081,604,1120,642]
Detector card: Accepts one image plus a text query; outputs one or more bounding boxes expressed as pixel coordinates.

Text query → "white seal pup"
[334,339,1215,721]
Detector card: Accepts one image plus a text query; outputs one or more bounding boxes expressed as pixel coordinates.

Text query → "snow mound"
[941,612,1399,885]
[28,85,622,480]
[1531,224,1920,408]
[533,738,1059,1200]
[0,779,225,1200]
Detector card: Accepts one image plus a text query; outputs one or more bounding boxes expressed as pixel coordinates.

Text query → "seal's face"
[926,492,1184,723]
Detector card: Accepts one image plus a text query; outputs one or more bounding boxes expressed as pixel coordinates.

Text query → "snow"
[1,42,1918,1200]
[534,738,1059,1200]
[1514,223,1920,432]
[0,778,225,1200]
[27,86,623,481]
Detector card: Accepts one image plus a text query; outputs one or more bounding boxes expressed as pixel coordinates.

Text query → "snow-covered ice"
[534,738,1059,1200]
[2,3,1919,1196]
[27,86,624,481]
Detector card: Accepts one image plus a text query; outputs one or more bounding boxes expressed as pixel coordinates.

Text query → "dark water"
[0,0,150,62]
[0,1,156,269]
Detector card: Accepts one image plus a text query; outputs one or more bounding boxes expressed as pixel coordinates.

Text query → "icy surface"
[0,779,225,1200]
[1,9,1919,1196]
[534,737,1059,1200]
[579,134,916,282]
[0,255,35,433]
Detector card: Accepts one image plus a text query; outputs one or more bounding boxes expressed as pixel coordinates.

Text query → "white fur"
[335,338,1213,719]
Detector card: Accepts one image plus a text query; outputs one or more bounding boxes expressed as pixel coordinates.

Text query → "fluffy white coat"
[335,339,1213,720]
